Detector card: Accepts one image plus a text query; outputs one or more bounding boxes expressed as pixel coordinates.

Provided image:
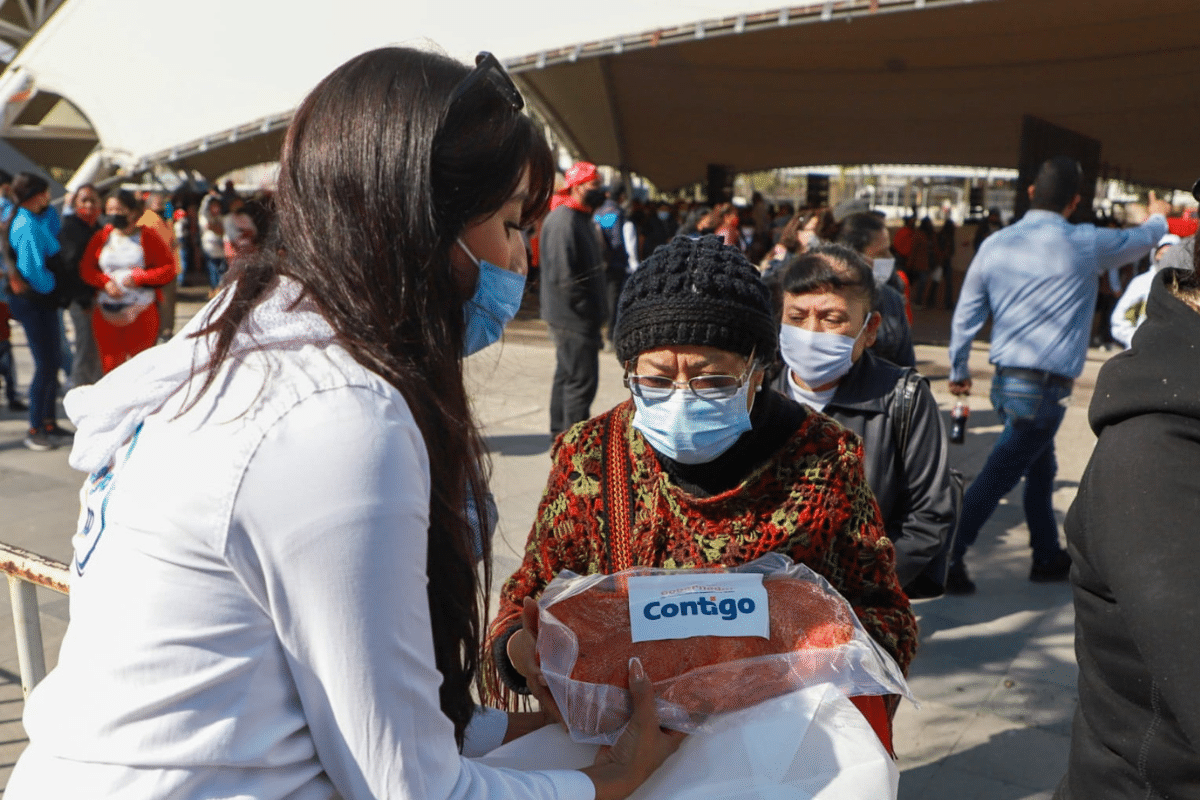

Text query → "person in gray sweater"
[538,161,607,437]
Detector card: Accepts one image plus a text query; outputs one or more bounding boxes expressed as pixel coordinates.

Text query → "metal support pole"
[9,575,47,697]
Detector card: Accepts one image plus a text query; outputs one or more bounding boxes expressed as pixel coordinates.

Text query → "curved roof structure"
[0,0,91,172]
[0,0,787,182]
[1,0,1197,192]
[509,0,1200,191]
[0,0,64,52]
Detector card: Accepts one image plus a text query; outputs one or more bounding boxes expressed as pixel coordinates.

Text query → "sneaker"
[945,561,976,595]
[1030,550,1072,583]
[23,429,57,451]
[44,424,75,446]
[8,398,28,412]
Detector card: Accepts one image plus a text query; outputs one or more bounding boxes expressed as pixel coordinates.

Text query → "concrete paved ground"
[0,294,1112,797]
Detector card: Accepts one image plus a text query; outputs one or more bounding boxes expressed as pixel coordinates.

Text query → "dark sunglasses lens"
[473,52,523,111]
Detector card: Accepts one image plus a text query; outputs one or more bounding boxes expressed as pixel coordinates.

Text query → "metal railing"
[0,542,69,698]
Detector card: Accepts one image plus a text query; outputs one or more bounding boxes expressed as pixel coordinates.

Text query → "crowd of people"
[0,171,273,450]
[1,44,1197,800]
[520,153,1198,798]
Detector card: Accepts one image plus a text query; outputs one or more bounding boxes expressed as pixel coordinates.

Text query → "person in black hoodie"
[58,184,102,388]
[1055,264,1200,799]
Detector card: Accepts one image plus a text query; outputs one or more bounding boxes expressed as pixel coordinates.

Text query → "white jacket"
[7,278,592,800]
[1111,268,1157,349]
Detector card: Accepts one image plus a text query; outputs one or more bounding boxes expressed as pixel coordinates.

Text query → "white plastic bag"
[535,553,912,744]
[473,682,899,800]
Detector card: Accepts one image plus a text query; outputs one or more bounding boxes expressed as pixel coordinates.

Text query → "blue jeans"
[177,241,190,287]
[205,255,227,289]
[952,370,1071,565]
[7,293,61,430]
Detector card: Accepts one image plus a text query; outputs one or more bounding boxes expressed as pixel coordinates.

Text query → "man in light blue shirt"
[945,156,1169,594]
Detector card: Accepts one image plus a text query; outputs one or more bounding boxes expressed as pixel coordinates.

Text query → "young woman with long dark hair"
[7,47,679,800]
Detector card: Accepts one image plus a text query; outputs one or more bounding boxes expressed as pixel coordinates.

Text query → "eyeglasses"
[624,352,756,401]
[447,51,524,113]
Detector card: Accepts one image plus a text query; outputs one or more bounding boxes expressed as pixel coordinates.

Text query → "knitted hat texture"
[615,235,777,364]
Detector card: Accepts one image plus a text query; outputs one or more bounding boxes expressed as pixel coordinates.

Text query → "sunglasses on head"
[447,51,524,113]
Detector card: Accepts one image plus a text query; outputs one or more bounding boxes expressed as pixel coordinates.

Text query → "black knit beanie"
[615,235,777,364]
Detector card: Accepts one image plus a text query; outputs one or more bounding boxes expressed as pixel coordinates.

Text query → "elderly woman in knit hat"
[485,235,917,747]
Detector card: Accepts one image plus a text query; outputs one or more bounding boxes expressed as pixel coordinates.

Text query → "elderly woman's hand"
[506,596,564,725]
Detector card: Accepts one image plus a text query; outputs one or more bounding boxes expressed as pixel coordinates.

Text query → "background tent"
[507,0,1200,191]
[2,0,1198,191]
[0,0,785,182]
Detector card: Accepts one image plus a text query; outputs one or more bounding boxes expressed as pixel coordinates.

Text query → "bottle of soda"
[950,400,969,445]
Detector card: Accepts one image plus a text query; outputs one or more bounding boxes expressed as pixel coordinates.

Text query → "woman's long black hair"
[190,47,553,747]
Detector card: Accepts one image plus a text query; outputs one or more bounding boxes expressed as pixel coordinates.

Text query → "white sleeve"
[1110,274,1148,349]
[228,385,594,800]
[622,220,639,271]
[462,707,509,758]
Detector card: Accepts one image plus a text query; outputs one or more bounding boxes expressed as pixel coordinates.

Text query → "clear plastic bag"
[536,553,913,745]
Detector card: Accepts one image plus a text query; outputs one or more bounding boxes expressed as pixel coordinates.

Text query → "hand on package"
[585,657,686,800]
[507,597,564,725]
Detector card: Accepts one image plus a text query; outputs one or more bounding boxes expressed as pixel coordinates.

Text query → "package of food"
[535,552,913,745]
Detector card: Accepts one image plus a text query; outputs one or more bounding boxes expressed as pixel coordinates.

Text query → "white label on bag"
[627,573,770,643]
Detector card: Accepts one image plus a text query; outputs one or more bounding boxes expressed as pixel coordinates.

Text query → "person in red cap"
[549,161,598,211]
[539,161,607,437]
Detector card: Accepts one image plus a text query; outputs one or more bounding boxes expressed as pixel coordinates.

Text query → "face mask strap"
[856,313,873,340]
[456,237,480,268]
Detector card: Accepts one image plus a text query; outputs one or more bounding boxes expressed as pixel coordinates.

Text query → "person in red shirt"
[78,191,176,373]
[891,216,915,270]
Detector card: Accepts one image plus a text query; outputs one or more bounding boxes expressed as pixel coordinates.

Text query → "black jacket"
[773,351,955,591]
[873,281,916,367]
[538,205,606,338]
[57,214,99,309]
[1056,270,1200,800]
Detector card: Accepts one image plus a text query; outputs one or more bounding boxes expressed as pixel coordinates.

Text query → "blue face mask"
[458,238,525,356]
[631,383,753,464]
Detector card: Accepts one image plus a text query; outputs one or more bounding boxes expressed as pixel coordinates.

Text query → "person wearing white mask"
[485,235,917,751]
[769,244,957,598]
[836,212,915,367]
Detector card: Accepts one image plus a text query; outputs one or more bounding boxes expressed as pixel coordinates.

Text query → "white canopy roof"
[0,0,787,177]
[5,0,1198,193]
